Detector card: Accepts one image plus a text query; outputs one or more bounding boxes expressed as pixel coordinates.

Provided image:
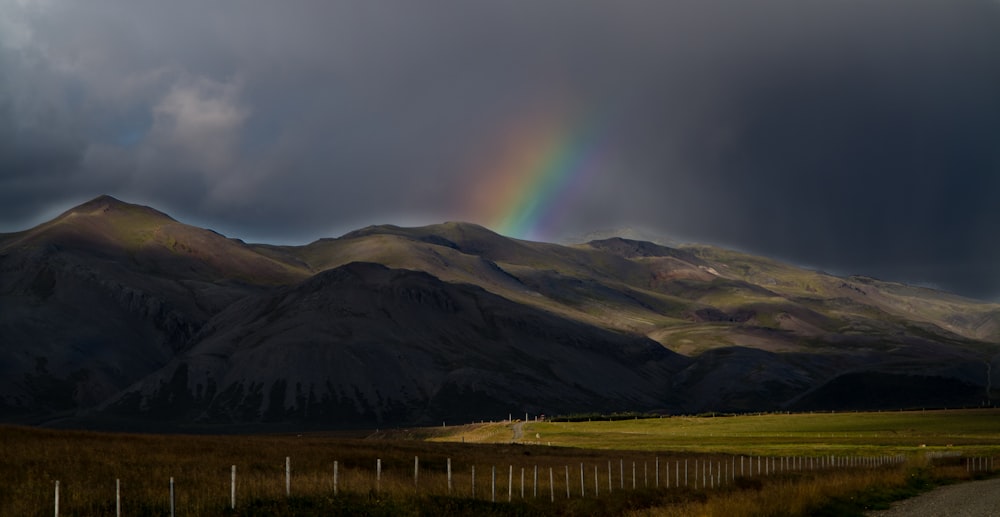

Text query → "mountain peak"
[62,195,176,222]
[586,236,698,261]
[437,221,494,232]
[87,194,126,205]
[2,194,183,254]
[561,227,682,247]
[338,221,499,241]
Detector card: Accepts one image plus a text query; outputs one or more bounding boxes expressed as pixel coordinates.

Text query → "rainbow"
[468,104,611,241]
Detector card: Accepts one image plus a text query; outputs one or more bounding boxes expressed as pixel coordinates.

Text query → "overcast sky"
[2,0,999,300]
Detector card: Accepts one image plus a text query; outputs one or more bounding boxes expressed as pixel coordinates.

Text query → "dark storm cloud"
[1,0,998,299]
[636,0,1000,300]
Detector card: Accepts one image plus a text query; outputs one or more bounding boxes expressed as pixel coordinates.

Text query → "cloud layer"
[2,0,999,299]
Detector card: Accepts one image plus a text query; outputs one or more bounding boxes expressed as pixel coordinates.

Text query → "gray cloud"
[1,0,999,299]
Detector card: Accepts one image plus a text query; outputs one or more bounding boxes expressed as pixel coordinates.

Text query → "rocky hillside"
[106,262,686,427]
[2,195,998,430]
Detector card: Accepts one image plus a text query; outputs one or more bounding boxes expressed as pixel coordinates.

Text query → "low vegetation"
[3,409,998,516]
[475,409,1000,456]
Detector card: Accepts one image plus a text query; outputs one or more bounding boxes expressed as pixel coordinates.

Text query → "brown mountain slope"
[1,195,309,284]
[105,262,688,427]
[289,225,696,335]
[0,196,307,418]
[2,196,999,428]
[678,245,1000,346]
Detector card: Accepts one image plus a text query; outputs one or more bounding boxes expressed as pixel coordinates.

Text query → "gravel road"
[867,478,1000,517]
[512,421,524,441]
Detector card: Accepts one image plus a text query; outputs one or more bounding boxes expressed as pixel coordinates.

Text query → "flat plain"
[3,409,998,516]
[433,409,1000,456]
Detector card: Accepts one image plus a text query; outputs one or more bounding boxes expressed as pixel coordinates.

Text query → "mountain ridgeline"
[1,196,998,430]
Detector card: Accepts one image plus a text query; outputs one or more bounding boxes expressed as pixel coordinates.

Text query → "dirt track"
[512,421,524,441]
[867,478,1000,517]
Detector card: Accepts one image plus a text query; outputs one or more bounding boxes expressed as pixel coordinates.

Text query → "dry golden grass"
[629,469,904,517]
[1,425,991,516]
[628,461,978,517]
[0,425,732,515]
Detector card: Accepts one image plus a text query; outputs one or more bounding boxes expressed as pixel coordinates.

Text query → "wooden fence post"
[54,480,59,517]
[580,463,585,497]
[655,457,659,487]
[565,465,570,499]
[231,465,236,509]
[594,465,599,497]
[471,465,475,498]
[447,458,452,494]
[534,465,538,498]
[508,465,513,502]
[377,458,382,492]
[492,465,496,502]
[549,467,555,502]
[285,457,291,497]
[116,478,121,517]
[620,459,624,490]
[608,460,613,493]
[169,477,175,517]
[632,461,636,490]
[333,461,339,496]
[521,467,525,499]
[414,456,419,489]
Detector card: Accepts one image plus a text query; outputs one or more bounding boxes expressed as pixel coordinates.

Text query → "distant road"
[512,421,524,441]
[867,478,1000,517]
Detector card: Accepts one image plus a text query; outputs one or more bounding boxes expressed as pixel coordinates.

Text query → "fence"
[44,451,951,516]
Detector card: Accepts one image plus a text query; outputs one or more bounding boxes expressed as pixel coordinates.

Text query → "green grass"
[437,409,1000,457]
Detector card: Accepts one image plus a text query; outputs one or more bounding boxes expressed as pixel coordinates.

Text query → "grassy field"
[432,409,1000,456]
[2,409,998,516]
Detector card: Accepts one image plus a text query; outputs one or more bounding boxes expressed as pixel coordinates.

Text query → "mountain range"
[1,195,998,430]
